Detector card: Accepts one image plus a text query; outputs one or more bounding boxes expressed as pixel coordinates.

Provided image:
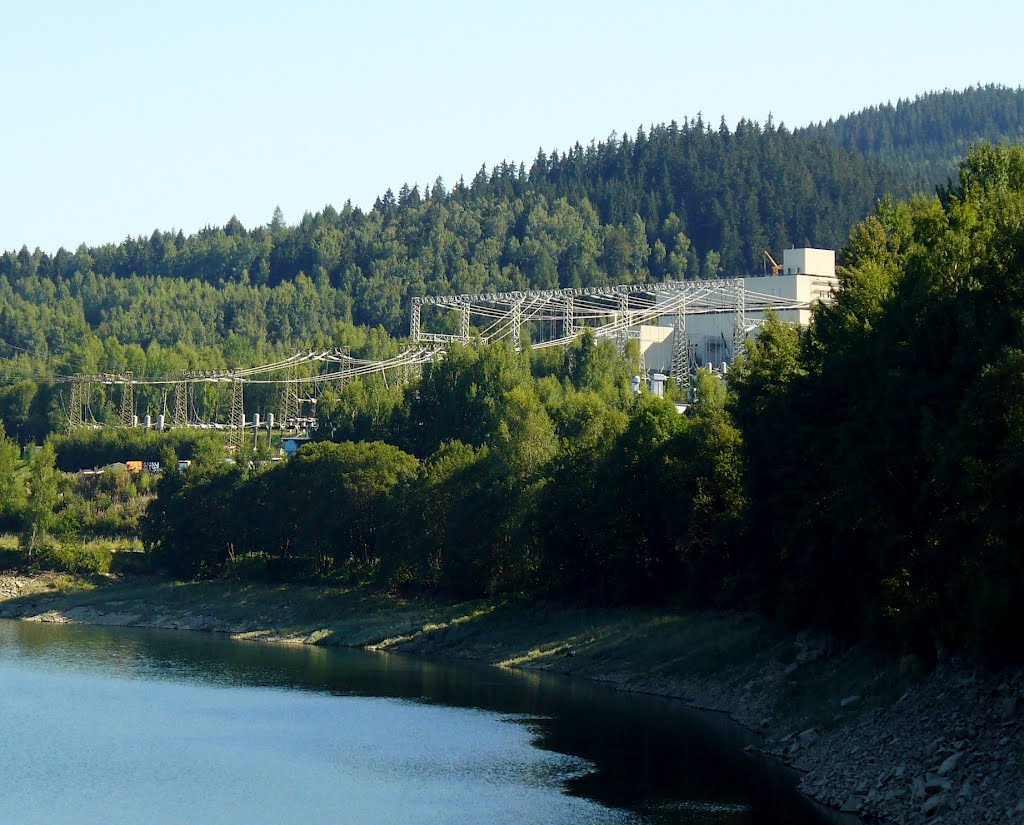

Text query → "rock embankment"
[651,631,1024,825]
[0,574,30,600]
[788,661,1023,824]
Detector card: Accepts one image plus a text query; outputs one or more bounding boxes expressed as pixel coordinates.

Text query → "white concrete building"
[639,248,839,374]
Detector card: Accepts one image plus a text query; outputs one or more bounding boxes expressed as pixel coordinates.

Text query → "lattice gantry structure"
[410,276,812,395]
[64,373,137,434]
[53,272,829,436]
[228,379,245,451]
[58,348,442,435]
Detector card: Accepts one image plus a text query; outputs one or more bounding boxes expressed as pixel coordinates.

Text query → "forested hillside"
[1,85,1024,663]
[139,144,1024,664]
[1,84,1022,445]
[1,118,890,345]
[810,84,1024,189]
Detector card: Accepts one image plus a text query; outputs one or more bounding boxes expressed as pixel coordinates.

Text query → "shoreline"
[1,572,1021,824]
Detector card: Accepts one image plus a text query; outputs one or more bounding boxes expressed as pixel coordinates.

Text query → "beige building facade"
[639,248,839,373]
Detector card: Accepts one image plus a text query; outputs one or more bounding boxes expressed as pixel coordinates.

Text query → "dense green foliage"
[4,88,1024,663]
[811,84,1024,190]
[730,143,1024,661]
[49,429,227,472]
[145,335,744,602]
[31,536,114,576]
[145,439,419,580]
[0,422,151,574]
[2,85,1020,447]
[142,146,1024,665]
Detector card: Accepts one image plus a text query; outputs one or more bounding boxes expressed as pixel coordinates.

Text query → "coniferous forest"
[3,86,1024,662]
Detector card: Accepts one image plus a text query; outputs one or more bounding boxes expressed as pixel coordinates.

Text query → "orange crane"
[763,250,783,276]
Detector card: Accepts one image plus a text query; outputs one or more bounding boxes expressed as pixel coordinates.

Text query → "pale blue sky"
[2,0,1021,253]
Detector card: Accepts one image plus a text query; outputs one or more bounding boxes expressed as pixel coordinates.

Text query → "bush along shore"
[0,573,1020,825]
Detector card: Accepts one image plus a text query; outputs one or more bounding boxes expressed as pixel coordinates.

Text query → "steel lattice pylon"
[280,364,300,430]
[671,308,692,398]
[409,300,422,344]
[172,377,189,428]
[228,379,245,451]
[732,282,747,362]
[616,293,630,355]
[510,299,522,350]
[119,373,134,428]
[66,382,84,433]
[337,347,351,390]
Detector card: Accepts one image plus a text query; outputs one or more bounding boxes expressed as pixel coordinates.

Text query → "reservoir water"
[0,620,846,824]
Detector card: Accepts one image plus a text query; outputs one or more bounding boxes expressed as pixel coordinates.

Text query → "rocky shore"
[685,639,1024,825]
[788,659,1023,824]
[0,572,1021,824]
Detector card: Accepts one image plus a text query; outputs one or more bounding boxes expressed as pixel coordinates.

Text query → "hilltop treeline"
[3,85,1023,447]
[0,118,886,441]
[0,123,884,444]
[812,84,1024,188]
[1,118,888,347]
[144,145,1024,663]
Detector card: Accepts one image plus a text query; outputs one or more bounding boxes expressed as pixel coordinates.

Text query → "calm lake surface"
[0,620,845,825]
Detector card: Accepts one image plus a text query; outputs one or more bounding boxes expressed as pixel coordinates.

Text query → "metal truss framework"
[410,278,809,391]
[119,372,134,428]
[55,277,812,433]
[172,376,189,429]
[64,373,137,433]
[58,349,444,433]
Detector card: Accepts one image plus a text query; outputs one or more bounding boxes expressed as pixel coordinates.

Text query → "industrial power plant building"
[410,247,840,385]
[63,249,841,439]
[637,247,838,374]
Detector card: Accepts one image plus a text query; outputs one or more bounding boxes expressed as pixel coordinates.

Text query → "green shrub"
[98,465,132,496]
[34,537,112,575]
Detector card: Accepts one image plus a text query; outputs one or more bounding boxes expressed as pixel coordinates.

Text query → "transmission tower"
[409,299,422,345]
[228,379,245,451]
[732,282,746,363]
[337,347,351,390]
[671,308,692,399]
[119,373,134,428]
[172,376,189,428]
[616,293,631,355]
[66,381,84,433]
[511,299,522,350]
[280,364,300,430]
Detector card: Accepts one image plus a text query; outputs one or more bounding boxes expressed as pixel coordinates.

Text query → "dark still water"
[0,620,847,825]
